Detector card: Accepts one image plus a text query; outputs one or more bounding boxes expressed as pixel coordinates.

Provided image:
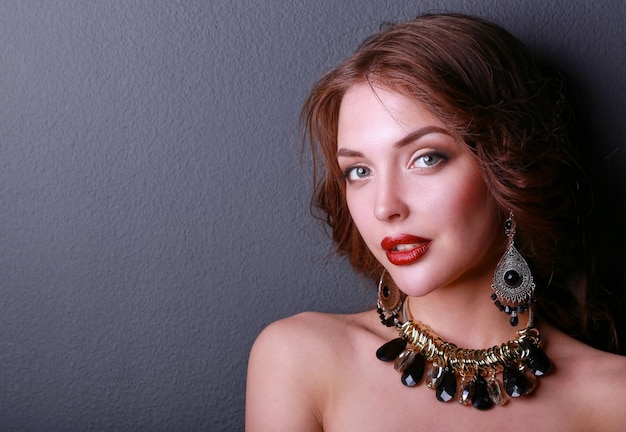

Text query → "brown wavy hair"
[302,13,618,351]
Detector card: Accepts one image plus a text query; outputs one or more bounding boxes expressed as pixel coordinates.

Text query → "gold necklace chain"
[399,319,541,375]
[376,299,552,409]
[400,299,539,375]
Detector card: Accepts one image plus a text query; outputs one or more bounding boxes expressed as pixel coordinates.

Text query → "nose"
[373,173,409,222]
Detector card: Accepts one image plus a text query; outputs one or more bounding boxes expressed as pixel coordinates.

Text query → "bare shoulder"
[542,326,626,430]
[250,311,378,363]
[245,311,381,432]
[573,341,626,423]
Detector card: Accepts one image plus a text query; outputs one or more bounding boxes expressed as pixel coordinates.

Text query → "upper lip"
[381,234,429,251]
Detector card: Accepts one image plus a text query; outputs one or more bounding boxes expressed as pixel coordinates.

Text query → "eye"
[344,166,372,182]
[412,152,447,168]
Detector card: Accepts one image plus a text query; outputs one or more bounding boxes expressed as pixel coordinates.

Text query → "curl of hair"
[301,13,616,350]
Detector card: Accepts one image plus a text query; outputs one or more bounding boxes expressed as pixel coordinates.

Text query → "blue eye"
[413,153,446,168]
[344,166,371,181]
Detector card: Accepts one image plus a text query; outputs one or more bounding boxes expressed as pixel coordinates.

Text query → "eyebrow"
[336,126,450,157]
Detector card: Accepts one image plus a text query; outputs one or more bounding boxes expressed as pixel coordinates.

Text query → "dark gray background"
[1,1,624,430]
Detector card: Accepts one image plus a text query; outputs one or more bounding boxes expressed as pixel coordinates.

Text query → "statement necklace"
[376,297,552,410]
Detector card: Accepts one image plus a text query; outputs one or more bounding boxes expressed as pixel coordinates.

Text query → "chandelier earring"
[376,269,405,328]
[491,213,535,326]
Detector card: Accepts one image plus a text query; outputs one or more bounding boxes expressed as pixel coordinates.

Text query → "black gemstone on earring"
[472,375,494,410]
[382,285,390,298]
[504,270,521,287]
[384,317,396,327]
[510,315,519,326]
[401,354,426,387]
[527,346,552,376]
[376,338,407,362]
[491,293,497,300]
[435,368,457,402]
[503,366,528,397]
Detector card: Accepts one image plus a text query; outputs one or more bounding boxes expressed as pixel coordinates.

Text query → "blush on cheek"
[455,167,491,207]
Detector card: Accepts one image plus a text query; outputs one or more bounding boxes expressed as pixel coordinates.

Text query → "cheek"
[436,167,497,230]
[459,180,490,213]
[456,175,500,235]
[345,190,366,229]
[453,161,491,206]
[345,189,378,244]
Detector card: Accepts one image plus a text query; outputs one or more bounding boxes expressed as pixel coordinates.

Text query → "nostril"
[374,198,409,222]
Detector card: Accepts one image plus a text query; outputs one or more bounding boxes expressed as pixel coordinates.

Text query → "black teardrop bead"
[527,346,552,376]
[376,338,406,362]
[435,368,457,402]
[401,354,426,387]
[503,365,528,398]
[472,375,494,410]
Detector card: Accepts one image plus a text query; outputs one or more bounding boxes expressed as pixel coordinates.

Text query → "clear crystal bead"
[394,349,416,372]
[459,377,474,406]
[487,377,507,406]
[524,368,537,395]
[426,362,443,389]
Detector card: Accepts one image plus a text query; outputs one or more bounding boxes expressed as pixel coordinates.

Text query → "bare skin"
[246,309,626,431]
[246,83,626,430]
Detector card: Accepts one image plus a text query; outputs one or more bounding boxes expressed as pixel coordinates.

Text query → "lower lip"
[385,242,431,266]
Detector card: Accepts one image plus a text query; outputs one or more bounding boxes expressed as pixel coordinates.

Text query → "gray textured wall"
[1,1,624,430]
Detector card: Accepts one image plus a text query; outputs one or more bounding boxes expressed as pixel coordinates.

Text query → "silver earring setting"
[491,214,535,326]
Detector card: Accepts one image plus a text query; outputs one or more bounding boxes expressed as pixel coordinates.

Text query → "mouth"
[381,234,431,266]
[392,243,424,251]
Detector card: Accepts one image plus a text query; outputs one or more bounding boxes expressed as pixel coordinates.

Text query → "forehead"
[337,83,447,147]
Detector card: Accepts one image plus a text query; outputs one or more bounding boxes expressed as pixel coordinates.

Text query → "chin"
[389,275,438,298]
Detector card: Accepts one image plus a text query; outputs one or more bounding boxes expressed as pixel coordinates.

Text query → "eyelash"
[342,166,371,182]
[341,151,448,183]
[412,152,448,168]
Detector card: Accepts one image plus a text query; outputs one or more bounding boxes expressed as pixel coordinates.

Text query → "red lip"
[381,234,431,266]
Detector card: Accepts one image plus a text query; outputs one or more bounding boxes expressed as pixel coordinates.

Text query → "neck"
[405,280,520,349]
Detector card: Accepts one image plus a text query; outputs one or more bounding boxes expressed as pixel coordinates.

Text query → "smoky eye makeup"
[410,151,448,169]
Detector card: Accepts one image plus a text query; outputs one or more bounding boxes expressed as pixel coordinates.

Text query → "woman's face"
[336,83,503,297]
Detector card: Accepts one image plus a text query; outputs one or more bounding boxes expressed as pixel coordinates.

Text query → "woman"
[246,13,626,431]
